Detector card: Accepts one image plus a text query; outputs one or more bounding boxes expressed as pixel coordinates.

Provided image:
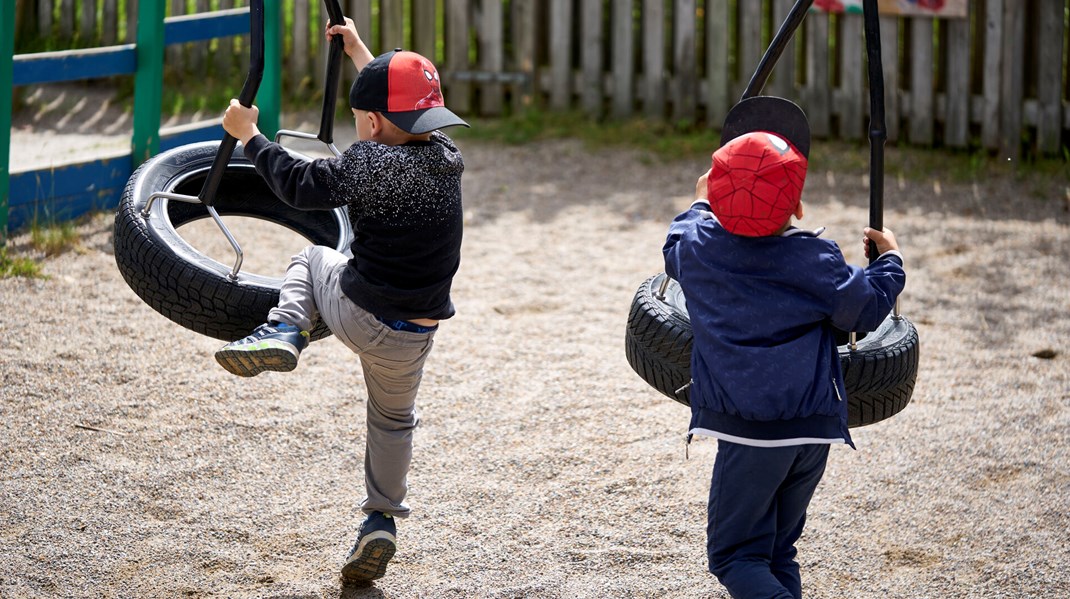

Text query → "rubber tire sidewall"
[113,142,352,342]
[624,273,919,427]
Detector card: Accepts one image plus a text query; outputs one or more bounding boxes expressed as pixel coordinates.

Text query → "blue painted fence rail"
[4,6,273,235]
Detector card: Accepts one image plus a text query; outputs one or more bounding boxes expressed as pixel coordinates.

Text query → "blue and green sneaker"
[214,322,309,377]
[341,511,397,583]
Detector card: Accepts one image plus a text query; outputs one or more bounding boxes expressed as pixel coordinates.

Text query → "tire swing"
[624,0,919,428]
[113,0,352,342]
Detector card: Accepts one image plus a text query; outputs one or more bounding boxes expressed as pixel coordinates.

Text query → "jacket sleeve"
[242,134,346,210]
[827,249,906,332]
[663,201,709,281]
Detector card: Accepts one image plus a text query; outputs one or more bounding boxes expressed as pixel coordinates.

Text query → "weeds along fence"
[14,0,1070,158]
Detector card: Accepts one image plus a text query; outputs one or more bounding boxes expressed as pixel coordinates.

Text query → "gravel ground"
[2,107,1069,597]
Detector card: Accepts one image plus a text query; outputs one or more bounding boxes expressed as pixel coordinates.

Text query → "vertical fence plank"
[81,0,98,43]
[840,14,864,140]
[706,0,729,128]
[945,17,970,148]
[215,0,234,76]
[880,15,899,142]
[413,0,437,60]
[292,0,310,89]
[999,0,1024,159]
[382,1,405,51]
[315,0,328,92]
[804,13,831,137]
[480,0,504,115]
[512,0,537,112]
[737,0,761,100]
[38,0,53,37]
[611,0,634,118]
[102,0,118,45]
[581,0,603,116]
[191,0,211,73]
[907,18,934,144]
[642,0,664,116]
[673,0,696,122]
[126,0,138,42]
[981,0,1002,150]
[349,0,372,51]
[59,0,74,39]
[347,0,372,94]
[168,0,184,66]
[550,0,573,110]
[768,0,796,100]
[445,0,472,113]
[1036,0,1063,154]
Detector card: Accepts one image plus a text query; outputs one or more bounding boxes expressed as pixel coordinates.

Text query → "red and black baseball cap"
[349,49,469,135]
[707,97,811,237]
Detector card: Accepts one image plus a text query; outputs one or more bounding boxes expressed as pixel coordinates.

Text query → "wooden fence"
[16,0,1070,158]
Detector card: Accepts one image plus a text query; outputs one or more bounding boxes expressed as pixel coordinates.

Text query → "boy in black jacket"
[216,16,468,584]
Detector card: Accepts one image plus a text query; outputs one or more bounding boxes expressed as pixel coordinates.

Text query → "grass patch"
[0,219,83,279]
[454,110,724,161]
[30,220,81,256]
[0,248,45,279]
[454,110,1070,191]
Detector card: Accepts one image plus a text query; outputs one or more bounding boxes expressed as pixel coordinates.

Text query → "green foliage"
[453,110,725,162]
[0,218,81,279]
[0,248,44,279]
[454,109,1070,197]
[29,219,80,257]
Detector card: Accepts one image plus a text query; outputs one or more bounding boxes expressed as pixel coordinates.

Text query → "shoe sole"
[215,341,300,377]
[341,536,396,582]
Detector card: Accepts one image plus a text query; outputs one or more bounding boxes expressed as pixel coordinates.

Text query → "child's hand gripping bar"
[863,0,886,264]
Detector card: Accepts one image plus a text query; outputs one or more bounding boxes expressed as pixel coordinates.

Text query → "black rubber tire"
[113,142,352,342]
[624,273,919,427]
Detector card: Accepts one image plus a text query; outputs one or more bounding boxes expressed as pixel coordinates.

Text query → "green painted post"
[132,0,166,165]
[259,0,281,140]
[0,0,16,246]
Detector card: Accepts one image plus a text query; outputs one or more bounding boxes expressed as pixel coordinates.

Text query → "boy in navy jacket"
[663,97,905,599]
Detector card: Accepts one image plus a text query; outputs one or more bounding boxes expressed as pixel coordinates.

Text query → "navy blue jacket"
[663,201,906,448]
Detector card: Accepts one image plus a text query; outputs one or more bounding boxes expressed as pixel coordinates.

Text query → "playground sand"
[2,122,1069,597]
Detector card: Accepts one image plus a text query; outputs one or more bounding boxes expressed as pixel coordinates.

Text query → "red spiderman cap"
[708,97,811,237]
[350,49,469,134]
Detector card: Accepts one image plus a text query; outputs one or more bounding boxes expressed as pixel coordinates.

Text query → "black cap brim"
[720,96,811,158]
[383,107,470,135]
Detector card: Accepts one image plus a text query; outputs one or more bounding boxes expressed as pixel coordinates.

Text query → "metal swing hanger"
[142,0,347,282]
[738,0,887,251]
[274,0,347,157]
[737,0,896,349]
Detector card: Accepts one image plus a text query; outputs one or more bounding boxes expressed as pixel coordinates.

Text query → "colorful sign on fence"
[811,0,968,17]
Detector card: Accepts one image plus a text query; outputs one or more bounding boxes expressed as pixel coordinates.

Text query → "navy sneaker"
[341,512,397,583]
[214,322,309,377]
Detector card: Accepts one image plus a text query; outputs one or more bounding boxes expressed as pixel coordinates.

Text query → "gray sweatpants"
[268,245,435,519]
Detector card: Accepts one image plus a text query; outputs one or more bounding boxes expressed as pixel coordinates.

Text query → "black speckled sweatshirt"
[242,131,464,321]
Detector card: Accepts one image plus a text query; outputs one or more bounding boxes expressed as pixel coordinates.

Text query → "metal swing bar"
[142,0,347,281]
[274,0,348,156]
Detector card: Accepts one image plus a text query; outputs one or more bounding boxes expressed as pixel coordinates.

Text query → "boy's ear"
[366,111,382,134]
[794,201,805,220]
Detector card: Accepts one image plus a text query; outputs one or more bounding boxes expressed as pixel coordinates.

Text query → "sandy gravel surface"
[2,117,1069,598]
